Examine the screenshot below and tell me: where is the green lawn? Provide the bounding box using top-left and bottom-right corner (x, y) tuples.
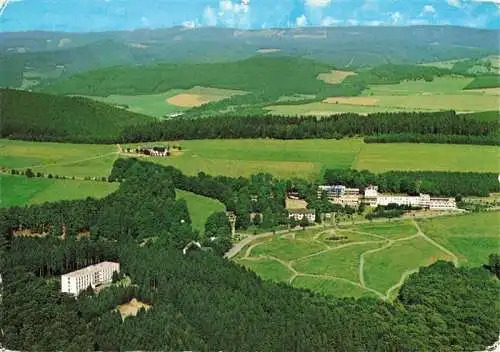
(251, 237), (327, 262)
(354, 143), (499, 173)
(363, 236), (452, 294)
(361, 76), (474, 95)
(292, 275), (379, 299)
(417, 212), (500, 267)
(319, 230), (385, 245)
(342, 220), (418, 240)
(293, 242), (385, 282)
(0, 174), (118, 208)
(0, 139), (118, 178)
(236, 258), (294, 282)
(176, 189), (226, 233)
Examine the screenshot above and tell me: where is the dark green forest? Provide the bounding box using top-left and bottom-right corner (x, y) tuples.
(1, 158), (499, 351)
(0, 89), (151, 143)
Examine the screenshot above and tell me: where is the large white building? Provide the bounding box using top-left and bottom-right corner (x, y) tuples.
(288, 209), (316, 223)
(61, 261), (120, 296)
(363, 186), (457, 211)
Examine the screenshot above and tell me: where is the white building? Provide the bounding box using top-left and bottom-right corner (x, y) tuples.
(61, 261), (120, 296)
(288, 209), (316, 223)
(429, 197), (457, 211)
(376, 194), (430, 208)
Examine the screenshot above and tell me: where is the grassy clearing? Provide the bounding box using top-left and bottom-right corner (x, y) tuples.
(84, 90), (186, 117)
(317, 70), (356, 84)
(342, 220), (418, 240)
(0, 139), (118, 178)
(363, 236), (452, 294)
(167, 86), (247, 108)
(293, 242), (385, 282)
(251, 237), (327, 261)
(236, 258), (294, 282)
(417, 212), (500, 267)
(354, 143), (500, 173)
(319, 230), (384, 245)
(292, 275), (379, 299)
(362, 76), (474, 95)
(294, 228), (326, 241)
(176, 189), (225, 233)
(0, 174), (118, 208)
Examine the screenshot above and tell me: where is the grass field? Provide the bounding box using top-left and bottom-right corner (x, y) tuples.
(235, 212), (498, 300)
(0, 139), (118, 178)
(175, 189), (226, 233)
(354, 143), (500, 173)
(0, 174), (118, 208)
(417, 212), (500, 267)
(267, 76), (499, 115)
(2, 139), (498, 182)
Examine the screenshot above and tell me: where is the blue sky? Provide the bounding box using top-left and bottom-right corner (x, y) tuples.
(1, 0), (499, 32)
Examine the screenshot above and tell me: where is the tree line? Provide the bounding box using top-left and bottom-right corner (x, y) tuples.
(364, 133), (500, 146)
(122, 110), (498, 144)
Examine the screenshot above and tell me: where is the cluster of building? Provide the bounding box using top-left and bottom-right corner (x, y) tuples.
(61, 261), (120, 296)
(319, 185), (458, 211)
(137, 146), (169, 157)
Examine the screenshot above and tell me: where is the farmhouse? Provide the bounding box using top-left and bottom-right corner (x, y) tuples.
(61, 261), (120, 296)
(137, 146), (169, 157)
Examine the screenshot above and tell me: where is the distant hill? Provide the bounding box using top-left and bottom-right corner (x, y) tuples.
(0, 89), (151, 143)
(1, 26), (498, 88)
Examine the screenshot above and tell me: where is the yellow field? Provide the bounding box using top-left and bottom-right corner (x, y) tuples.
(167, 86), (246, 107)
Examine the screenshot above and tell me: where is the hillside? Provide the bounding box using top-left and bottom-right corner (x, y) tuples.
(1, 26), (498, 89)
(0, 89), (152, 143)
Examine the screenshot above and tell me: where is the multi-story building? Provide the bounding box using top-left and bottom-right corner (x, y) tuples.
(288, 209), (316, 223)
(429, 197), (457, 210)
(61, 261), (120, 296)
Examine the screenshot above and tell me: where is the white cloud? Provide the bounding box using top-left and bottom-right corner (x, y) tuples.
(305, 0), (332, 8)
(320, 16), (341, 26)
(203, 6), (217, 26)
(346, 18), (359, 25)
(423, 5), (436, 13)
(447, 0), (462, 8)
(410, 19), (430, 25)
(365, 20), (382, 26)
(140, 16), (150, 27)
(296, 14), (308, 26)
(472, 0), (500, 6)
(216, 0), (251, 28)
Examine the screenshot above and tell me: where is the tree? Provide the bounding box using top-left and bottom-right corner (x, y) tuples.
(487, 253), (500, 278)
(112, 271), (120, 284)
(25, 168), (34, 178)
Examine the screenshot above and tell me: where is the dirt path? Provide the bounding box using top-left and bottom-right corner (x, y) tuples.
(412, 219), (459, 266)
(385, 269), (419, 300)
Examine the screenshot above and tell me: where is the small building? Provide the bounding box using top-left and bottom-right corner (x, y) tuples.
(61, 261), (119, 296)
(138, 146), (169, 157)
(288, 209), (316, 223)
(331, 195), (360, 208)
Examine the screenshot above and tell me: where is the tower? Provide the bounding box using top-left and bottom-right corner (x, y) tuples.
(227, 212), (237, 239)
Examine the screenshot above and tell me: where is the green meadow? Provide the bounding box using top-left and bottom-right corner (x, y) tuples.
(0, 174), (119, 208)
(176, 189), (226, 233)
(2, 138), (498, 182)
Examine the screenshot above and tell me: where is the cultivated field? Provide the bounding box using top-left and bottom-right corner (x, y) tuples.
(267, 76), (499, 115)
(2, 139), (498, 182)
(0, 174), (119, 208)
(84, 86), (246, 117)
(166, 86), (246, 108)
(0, 139), (118, 178)
(176, 189), (226, 233)
(317, 70), (356, 84)
(235, 212), (494, 300)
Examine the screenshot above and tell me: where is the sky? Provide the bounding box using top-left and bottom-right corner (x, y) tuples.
(1, 0), (499, 32)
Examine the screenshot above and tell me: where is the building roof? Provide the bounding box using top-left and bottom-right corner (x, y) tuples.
(61, 261), (119, 278)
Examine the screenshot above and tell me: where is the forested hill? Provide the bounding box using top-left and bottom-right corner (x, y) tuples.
(1, 26), (498, 89)
(0, 89), (151, 143)
(39, 56), (456, 99)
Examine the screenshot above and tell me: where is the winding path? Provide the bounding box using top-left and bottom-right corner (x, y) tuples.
(412, 219), (459, 267)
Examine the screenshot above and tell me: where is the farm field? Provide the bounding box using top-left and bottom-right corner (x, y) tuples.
(175, 189), (226, 233)
(2, 139), (498, 182)
(0, 174), (119, 208)
(0, 139), (118, 178)
(417, 211), (500, 267)
(235, 212), (498, 300)
(267, 76), (499, 115)
(83, 86), (246, 117)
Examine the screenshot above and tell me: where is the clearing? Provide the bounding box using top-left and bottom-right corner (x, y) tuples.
(117, 298), (152, 319)
(176, 189), (226, 233)
(166, 86), (246, 107)
(235, 212), (490, 300)
(317, 70), (356, 84)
